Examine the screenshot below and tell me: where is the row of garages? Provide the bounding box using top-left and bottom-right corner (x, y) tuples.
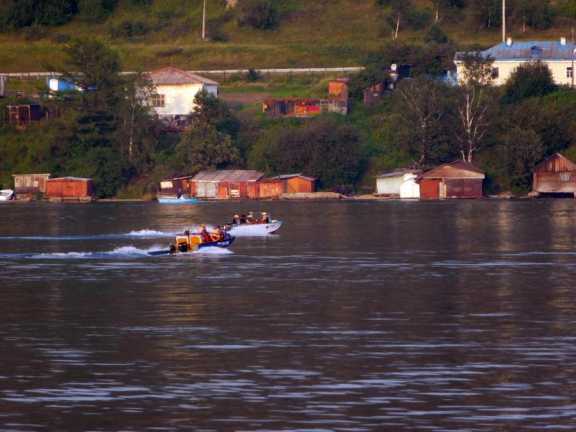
(159, 171), (316, 200)
(12, 174), (94, 200)
(377, 161), (486, 199)
(378, 154), (576, 199)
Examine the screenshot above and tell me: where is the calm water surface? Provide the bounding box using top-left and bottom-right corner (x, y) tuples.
(0, 200), (576, 431)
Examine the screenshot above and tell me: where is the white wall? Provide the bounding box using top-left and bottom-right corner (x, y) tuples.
(399, 174), (420, 199)
(377, 176), (404, 195)
(456, 59), (576, 87)
(153, 83), (212, 117)
(377, 173), (420, 198)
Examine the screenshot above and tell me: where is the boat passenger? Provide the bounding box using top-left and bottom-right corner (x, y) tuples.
(240, 214), (247, 224)
(232, 214), (240, 225)
(261, 212), (270, 223)
(200, 225), (212, 243)
(211, 226), (225, 242)
(247, 211), (255, 224)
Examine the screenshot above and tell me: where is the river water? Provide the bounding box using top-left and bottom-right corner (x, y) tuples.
(0, 200), (576, 431)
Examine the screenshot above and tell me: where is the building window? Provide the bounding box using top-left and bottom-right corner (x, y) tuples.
(150, 94), (165, 108)
(568, 67), (574, 79)
(491, 67), (499, 79)
(560, 172), (571, 182)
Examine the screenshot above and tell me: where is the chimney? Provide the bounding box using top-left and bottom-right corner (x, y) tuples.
(506, 37), (513, 47)
(561, 37), (567, 46)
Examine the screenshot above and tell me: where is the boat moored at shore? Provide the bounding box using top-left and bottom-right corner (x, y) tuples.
(0, 189), (14, 201)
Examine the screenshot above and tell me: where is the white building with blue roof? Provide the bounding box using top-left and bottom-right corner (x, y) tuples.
(455, 37), (576, 86)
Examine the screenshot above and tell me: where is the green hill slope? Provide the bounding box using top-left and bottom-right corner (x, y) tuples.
(1, 0), (575, 72)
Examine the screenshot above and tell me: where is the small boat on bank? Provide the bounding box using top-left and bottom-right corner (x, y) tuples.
(0, 189), (14, 201)
(157, 195), (199, 204)
(148, 229), (234, 256)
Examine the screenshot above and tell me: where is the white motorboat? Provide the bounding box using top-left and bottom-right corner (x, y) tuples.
(0, 189), (14, 201)
(227, 220), (283, 236)
(157, 195), (199, 204)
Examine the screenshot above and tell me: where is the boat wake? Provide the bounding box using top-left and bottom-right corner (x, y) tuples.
(30, 246), (167, 259)
(0, 244), (234, 260)
(0, 229), (178, 241)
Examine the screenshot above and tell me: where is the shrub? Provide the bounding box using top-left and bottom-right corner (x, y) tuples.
(246, 68), (261, 82)
(23, 25), (48, 41)
(156, 47), (184, 58)
(78, 0), (117, 23)
(425, 24), (448, 44)
(109, 20), (149, 39)
(237, 0), (280, 30)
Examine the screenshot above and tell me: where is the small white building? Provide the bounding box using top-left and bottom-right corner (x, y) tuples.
(455, 38), (576, 87)
(147, 66), (219, 119)
(376, 169), (421, 199)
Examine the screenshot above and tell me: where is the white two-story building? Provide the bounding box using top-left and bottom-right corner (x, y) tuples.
(455, 37), (576, 86)
(147, 66), (219, 120)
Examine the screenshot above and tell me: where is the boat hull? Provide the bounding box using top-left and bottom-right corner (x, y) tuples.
(198, 236), (235, 249)
(227, 220), (282, 236)
(0, 189), (14, 201)
(157, 196), (199, 204)
(148, 235), (235, 256)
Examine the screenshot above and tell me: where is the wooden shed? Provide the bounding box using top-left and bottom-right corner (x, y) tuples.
(532, 153), (576, 197)
(158, 176), (194, 198)
(418, 161), (485, 200)
(45, 177), (94, 201)
(258, 174), (316, 199)
(258, 178), (285, 199)
(12, 173), (51, 196)
(7, 104), (44, 128)
(328, 78), (349, 100)
(277, 174), (316, 193)
(192, 170), (264, 199)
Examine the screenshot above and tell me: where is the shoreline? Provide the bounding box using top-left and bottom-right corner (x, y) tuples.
(0, 193), (560, 204)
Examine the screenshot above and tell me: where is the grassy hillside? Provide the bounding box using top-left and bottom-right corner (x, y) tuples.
(0, 0), (575, 72)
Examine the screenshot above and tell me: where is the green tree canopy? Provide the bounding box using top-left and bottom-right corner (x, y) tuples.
(249, 117), (363, 192)
(502, 61), (557, 104)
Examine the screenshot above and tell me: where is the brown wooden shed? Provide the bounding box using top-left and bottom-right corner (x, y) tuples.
(258, 174), (316, 199)
(158, 176), (194, 198)
(192, 170), (264, 199)
(12, 173), (51, 196)
(46, 177), (94, 201)
(258, 178), (285, 199)
(418, 161), (485, 200)
(532, 153), (576, 197)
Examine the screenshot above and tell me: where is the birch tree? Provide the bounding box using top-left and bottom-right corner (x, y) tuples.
(454, 53), (496, 163)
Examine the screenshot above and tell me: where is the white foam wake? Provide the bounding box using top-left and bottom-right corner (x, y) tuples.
(193, 247), (233, 255)
(126, 229), (176, 238)
(30, 246), (167, 259)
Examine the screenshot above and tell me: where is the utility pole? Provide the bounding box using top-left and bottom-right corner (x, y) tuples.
(502, 0), (506, 43)
(201, 0), (207, 41)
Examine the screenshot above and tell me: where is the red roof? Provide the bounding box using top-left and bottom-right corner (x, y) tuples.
(534, 153), (576, 173)
(148, 67), (218, 86)
(420, 160), (485, 180)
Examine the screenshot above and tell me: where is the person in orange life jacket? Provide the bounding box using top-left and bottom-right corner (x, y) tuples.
(200, 225), (212, 243)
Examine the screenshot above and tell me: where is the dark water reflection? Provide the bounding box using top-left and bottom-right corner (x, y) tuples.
(1, 200), (576, 431)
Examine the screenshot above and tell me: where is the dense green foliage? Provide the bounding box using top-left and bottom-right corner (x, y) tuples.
(237, 0), (280, 30)
(502, 61), (557, 104)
